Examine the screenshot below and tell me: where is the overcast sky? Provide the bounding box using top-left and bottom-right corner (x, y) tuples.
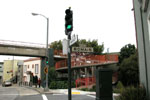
(0, 0), (136, 61)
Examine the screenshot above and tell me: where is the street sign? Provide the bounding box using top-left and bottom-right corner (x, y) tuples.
(72, 47), (93, 52)
(70, 34), (78, 46)
(44, 67), (48, 74)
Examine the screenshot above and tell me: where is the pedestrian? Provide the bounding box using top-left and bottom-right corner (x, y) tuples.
(38, 78), (41, 88)
(35, 76), (38, 88)
(30, 73), (33, 87)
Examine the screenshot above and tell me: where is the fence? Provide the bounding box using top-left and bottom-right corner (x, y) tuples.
(75, 77), (96, 88)
(55, 54), (118, 70)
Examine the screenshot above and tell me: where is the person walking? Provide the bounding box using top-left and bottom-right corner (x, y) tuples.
(38, 78), (41, 88)
(30, 73), (33, 87)
(35, 75), (38, 88)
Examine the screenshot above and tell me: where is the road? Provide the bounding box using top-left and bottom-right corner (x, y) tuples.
(16, 94), (95, 100)
(0, 86), (19, 100)
(0, 85), (95, 100)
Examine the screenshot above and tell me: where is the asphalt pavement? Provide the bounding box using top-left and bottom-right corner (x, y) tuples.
(0, 86), (19, 100)
(0, 84), (118, 100)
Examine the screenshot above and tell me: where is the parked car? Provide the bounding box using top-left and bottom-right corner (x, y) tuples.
(2, 80), (12, 87)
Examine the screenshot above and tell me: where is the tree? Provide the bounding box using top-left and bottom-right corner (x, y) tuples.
(73, 39), (104, 54)
(119, 44), (136, 64)
(119, 52), (139, 86)
(50, 39), (104, 54)
(50, 40), (62, 50)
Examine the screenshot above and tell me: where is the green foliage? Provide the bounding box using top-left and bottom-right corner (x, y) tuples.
(73, 39), (104, 54)
(49, 81), (75, 89)
(48, 67), (58, 85)
(116, 81), (124, 89)
(119, 53), (139, 86)
(50, 40), (62, 50)
(113, 81), (124, 93)
(49, 39), (104, 54)
(80, 85), (96, 92)
(117, 86), (147, 100)
(80, 88), (89, 91)
(119, 44), (136, 64)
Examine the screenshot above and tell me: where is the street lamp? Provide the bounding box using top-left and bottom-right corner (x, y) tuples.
(32, 13), (49, 91)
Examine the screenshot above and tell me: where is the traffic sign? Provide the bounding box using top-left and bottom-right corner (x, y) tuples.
(72, 47), (93, 52)
(70, 34), (78, 46)
(44, 67), (48, 74)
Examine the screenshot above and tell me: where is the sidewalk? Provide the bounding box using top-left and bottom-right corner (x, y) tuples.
(25, 85), (119, 97)
(24, 85), (95, 95)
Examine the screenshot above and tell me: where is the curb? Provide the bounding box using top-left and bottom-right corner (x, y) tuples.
(23, 86), (43, 94)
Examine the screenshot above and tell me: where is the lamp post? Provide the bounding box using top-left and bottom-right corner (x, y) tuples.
(32, 13), (49, 91)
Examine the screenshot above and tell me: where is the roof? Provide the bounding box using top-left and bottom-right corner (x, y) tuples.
(24, 57), (41, 62)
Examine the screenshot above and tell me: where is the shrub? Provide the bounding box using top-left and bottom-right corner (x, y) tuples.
(80, 88), (89, 91)
(117, 86), (147, 100)
(116, 81), (124, 89)
(49, 81), (57, 89)
(80, 85), (96, 92)
(49, 81), (76, 89)
(113, 81), (124, 93)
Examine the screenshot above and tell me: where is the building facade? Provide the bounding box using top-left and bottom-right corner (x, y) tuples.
(3, 60), (19, 82)
(23, 58), (41, 84)
(0, 62), (3, 84)
(133, 0), (150, 99)
(17, 61), (24, 85)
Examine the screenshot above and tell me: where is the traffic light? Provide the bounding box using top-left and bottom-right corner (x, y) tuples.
(65, 8), (73, 35)
(46, 57), (49, 65)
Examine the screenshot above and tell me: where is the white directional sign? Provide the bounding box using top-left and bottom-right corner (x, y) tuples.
(70, 34), (78, 46)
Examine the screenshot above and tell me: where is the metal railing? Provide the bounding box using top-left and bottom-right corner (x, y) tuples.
(75, 77), (96, 88)
(55, 54), (119, 69)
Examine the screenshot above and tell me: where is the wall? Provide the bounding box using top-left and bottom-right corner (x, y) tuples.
(23, 58), (41, 83)
(3, 60), (18, 82)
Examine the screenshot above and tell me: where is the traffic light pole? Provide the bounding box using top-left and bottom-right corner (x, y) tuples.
(65, 7), (73, 100)
(67, 33), (72, 100)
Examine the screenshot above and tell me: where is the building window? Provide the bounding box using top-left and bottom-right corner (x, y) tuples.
(32, 64), (34, 68)
(35, 64), (39, 74)
(28, 65), (29, 69)
(24, 65), (27, 73)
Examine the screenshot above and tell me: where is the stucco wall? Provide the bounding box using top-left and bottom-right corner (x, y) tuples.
(23, 58), (41, 83)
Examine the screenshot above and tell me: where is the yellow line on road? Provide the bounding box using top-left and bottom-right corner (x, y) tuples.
(72, 92), (80, 94)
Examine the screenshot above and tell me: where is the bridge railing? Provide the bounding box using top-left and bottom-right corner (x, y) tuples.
(55, 54), (118, 70)
(0, 39), (46, 48)
(75, 77), (96, 88)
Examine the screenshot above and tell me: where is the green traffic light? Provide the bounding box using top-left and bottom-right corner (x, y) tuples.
(46, 61), (48, 64)
(67, 25), (72, 29)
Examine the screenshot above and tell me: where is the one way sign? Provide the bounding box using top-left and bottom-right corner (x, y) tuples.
(70, 34), (78, 46)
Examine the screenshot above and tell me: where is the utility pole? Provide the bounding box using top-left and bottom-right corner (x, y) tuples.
(32, 13), (49, 91)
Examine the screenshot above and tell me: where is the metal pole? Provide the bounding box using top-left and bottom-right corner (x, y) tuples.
(12, 56), (14, 80)
(45, 18), (49, 91)
(68, 34), (72, 100)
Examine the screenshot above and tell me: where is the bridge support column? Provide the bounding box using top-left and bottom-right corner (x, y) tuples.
(77, 69), (80, 79)
(85, 67), (90, 78)
(92, 67), (95, 77)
